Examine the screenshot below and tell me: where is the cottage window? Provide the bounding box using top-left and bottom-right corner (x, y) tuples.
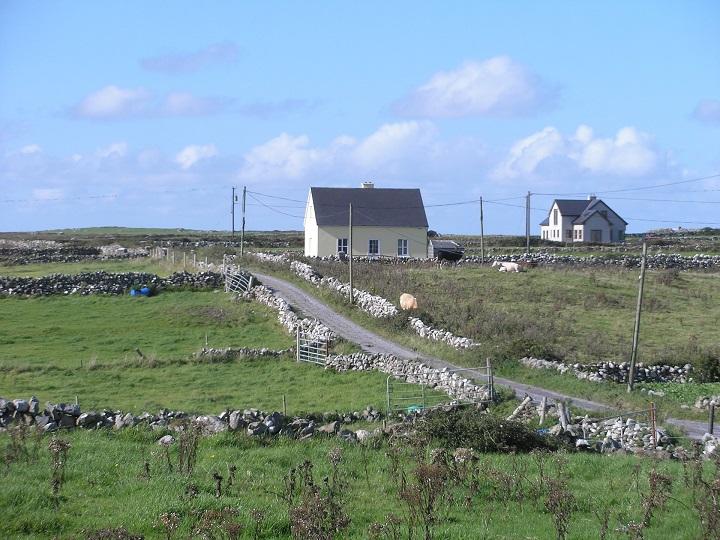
(578, 229), (583, 240)
(368, 239), (379, 255)
(337, 238), (348, 254)
(553, 209), (558, 225)
(397, 239), (408, 257)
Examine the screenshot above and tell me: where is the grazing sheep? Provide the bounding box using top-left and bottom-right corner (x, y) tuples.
(491, 260), (521, 273)
(399, 293), (418, 310)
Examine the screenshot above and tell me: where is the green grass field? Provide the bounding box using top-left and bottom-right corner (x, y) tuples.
(0, 282), (443, 414)
(0, 292), (292, 369)
(1, 357), (399, 414)
(0, 258), (175, 277)
(243, 258), (719, 421)
(306, 260), (720, 366)
(0, 428), (705, 539)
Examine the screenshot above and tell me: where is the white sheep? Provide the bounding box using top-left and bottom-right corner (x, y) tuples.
(491, 260), (521, 273)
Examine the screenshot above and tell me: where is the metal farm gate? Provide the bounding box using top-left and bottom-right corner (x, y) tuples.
(296, 329), (329, 365)
(386, 361), (495, 415)
(224, 269), (254, 294)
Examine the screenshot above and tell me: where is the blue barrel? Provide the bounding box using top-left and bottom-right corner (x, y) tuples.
(130, 289), (138, 297)
(140, 287), (151, 296)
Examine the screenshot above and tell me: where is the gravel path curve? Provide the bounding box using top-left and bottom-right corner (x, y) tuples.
(253, 271), (707, 440)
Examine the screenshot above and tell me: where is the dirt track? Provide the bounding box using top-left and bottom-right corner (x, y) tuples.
(254, 271), (708, 440)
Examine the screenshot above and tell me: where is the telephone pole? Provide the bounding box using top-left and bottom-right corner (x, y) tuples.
(479, 196), (485, 264)
(525, 191), (531, 253)
(240, 186), (247, 256)
(231, 187), (236, 237)
(627, 240), (648, 392)
(348, 203), (354, 304)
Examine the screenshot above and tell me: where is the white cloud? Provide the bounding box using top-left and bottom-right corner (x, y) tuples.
(492, 125), (659, 181)
(20, 144), (41, 155)
(693, 99), (720, 124)
(73, 85), (150, 119)
(140, 41), (239, 74)
(239, 134), (330, 181)
(162, 92), (229, 116)
(237, 121), (483, 183)
(353, 121), (436, 169)
(33, 188), (63, 200)
(394, 56), (555, 118)
(72, 86), (230, 119)
(175, 144), (218, 169)
(97, 142), (128, 159)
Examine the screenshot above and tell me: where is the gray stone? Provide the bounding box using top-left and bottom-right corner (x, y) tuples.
(338, 429), (357, 443)
(13, 399), (29, 414)
(59, 414), (76, 428)
(194, 415), (227, 435)
(157, 435), (175, 446)
(77, 412), (101, 428)
(229, 410), (246, 431)
(43, 421), (58, 433)
(34, 415), (51, 428)
(247, 422), (267, 436)
(28, 396), (40, 415)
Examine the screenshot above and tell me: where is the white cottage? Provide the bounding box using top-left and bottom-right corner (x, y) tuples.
(540, 196), (627, 243)
(304, 182), (429, 258)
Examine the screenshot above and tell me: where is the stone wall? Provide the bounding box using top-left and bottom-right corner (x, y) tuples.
(326, 352), (491, 403)
(0, 271), (223, 297)
(520, 356), (692, 384)
(0, 239), (148, 266)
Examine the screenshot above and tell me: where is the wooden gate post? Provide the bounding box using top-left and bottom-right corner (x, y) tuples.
(296, 328), (300, 362)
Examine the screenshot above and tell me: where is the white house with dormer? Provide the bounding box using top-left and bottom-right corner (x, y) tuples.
(540, 196), (627, 243)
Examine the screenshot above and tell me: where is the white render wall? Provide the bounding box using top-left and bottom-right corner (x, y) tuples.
(311, 225), (428, 258)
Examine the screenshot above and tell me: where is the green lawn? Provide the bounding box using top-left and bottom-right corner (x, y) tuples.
(1, 357), (399, 414)
(0, 291), (292, 369)
(0, 428), (705, 539)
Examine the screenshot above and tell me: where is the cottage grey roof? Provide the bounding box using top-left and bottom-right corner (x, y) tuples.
(539, 198), (628, 226)
(310, 187), (428, 227)
(573, 199), (628, 225)
(555, 199), (592, 216)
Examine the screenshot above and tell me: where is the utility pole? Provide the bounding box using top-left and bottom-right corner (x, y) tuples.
(525, 191), (531, 253)
(348, 203), (354, 304)
(627, 240), (648, 392)
(479, 196), (485, 264)
(240, 186), (247, 256)
(231, 187), (236, 237)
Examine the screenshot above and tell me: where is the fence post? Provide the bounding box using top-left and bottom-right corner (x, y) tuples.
(386, 377), (391, 416)
(283, 395), (287, 416)
(193, 252), (196, 267)
(183, 252), (186, 269)
(486, 357), (494, 400)
(296, 328), (300, 362)
(710, 403), (715, 436)
(651, 402), (657, 449)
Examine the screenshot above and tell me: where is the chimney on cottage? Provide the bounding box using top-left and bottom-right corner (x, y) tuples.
(588, 194), (597, 201)
(361, 181), (375, 189)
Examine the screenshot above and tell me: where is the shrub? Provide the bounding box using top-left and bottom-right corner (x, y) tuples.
(417, 408), (562, 453)
(694, 349), (720, 383)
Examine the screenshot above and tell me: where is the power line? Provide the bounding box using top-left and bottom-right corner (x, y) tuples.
(247, 193), (305, 219)
(533, 172), (720, 197)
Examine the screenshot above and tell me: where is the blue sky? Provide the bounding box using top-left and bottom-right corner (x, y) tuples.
(1, 1), (719, 234)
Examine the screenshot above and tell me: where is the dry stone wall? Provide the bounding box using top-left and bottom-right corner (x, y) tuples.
(326, 352), (491, 403)
(0, 239), (148, 265)
(520, 357), (692, 384)
(0, 271), (223, 297)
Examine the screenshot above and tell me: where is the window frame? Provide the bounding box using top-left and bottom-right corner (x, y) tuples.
(397, 238), (408, 257)
(337, 238), (348, 254)
(368, 239), (379, 256)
